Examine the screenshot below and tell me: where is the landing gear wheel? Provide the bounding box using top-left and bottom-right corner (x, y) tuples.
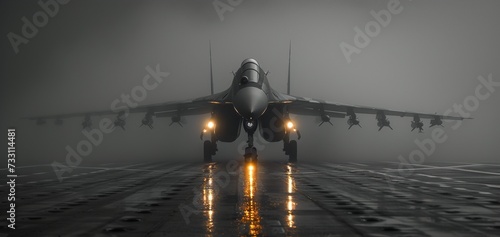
(284, 142), (289, 155)
(288, 140), (297, 163)
(203, 140), (213, 163)
(244, 147), (258, 163)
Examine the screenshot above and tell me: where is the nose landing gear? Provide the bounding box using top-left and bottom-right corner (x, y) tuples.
(243, 119), (258, 163)
(244, 146), (258, 163)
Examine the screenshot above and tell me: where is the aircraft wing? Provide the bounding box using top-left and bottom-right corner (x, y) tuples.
(24, 90), (230, 123)
(270, 90), (470, 122)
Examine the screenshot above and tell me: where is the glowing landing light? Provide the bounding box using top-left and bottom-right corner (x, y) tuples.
(246, 121), (254, 128)
(286, 121), (294, 129)
(207, 121), (215, 129)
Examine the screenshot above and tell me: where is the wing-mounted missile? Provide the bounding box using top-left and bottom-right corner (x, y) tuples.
(36, 118), (46, 125)
(140, 111), (154, 129)
(346, 109), (361, 129)
(169, 115), (184, 127)
(317, 106), (333, 126)
(430, 116), (443, 127)
(82, 115), (92, 129)
(319, 114), (333, 126)
(113, 111), (126, 130)
(411, 114), (424, 133)
(54, 118), (63, 125)
(288, 106), (343, 126)
(376, 111), (392, 131)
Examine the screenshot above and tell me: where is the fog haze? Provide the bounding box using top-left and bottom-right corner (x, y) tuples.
(1, 0), (499, 166)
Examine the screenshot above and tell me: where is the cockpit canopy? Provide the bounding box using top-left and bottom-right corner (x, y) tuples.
(241, 58), (259, 67)
(240, 58), (260, 84)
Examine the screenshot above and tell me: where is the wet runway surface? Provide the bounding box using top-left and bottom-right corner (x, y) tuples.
(1, 161), (500, 236)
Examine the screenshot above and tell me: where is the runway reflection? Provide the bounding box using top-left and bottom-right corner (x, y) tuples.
(202, 163), (215, 235)
(286, 164), (296, 228)
(240, 163), (262, 236)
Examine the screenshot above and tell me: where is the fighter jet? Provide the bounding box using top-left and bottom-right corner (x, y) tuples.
(27, 43), (470, 163)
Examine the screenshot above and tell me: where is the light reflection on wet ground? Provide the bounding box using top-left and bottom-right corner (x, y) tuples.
(3, 161), (500, 236)
(239, 163), (262, 236)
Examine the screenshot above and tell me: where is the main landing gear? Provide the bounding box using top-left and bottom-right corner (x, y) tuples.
(201, 119), (217, 163)
(283, 119), (300, 163)
(201, 117), (300, 163)
(283, 134), (298, 163)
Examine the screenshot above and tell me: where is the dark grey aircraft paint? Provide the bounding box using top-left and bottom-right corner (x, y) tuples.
(1, 1), (499, 236)
(1, 1), (499, 164)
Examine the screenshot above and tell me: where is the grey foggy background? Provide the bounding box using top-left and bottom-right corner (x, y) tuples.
(1, 0), (499, 167)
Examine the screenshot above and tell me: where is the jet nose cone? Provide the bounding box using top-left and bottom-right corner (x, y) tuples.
(233, 87), (268, 119)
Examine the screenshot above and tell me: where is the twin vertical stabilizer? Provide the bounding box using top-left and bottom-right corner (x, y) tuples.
(287, 41), (292, 95)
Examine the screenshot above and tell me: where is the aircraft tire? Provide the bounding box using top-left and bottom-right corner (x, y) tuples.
(288, 140), (297, 163)
(284, 141), (289, 155)
(204, 140), (213, 162)
(244, 147), (258, 163)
